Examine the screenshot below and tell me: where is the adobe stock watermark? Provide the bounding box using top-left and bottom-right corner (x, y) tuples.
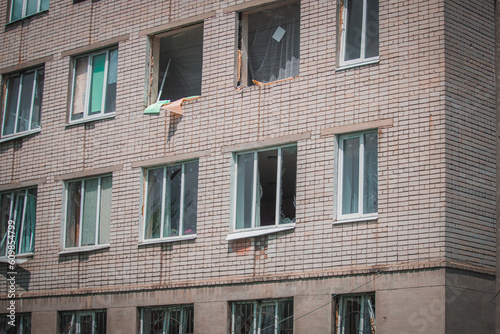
(6, 219), (17, 326)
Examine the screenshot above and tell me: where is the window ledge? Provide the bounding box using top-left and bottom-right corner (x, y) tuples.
(65, 113), (115, 127)
(0, 128), (41, 143)
(0, 253), (34, 265)
(334, 214), (378, 225)
(138, 235), (197, 246)
(58, 244), (110, 255)
(336, 58), (379, 72)
(226, 224), (295, 241)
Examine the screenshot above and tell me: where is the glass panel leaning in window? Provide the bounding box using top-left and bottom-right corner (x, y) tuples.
(70, 48), (118, 122)
(233, 145), (297, 231)
(339, 0), (379, 67)
(2, 68), (44, 138)
(231, 299), (293, 334)
(65, 176), (111, 248)
(144, 161), (199, 241)
(60, 310), (106, 334)
(338, 132), (377, 220)
(10, 0), (49, 22)
(141, 305), (194, 334)
(0, 188), (37, 256)
(335, 294), (375, 334)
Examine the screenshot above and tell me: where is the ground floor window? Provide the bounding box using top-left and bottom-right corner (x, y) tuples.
(0, 313), (31, 334)
(140, 304), (194, 334)
(230, 298), (293, 334)
(60, 310), (106, 334)
(334, 294), (375, 334)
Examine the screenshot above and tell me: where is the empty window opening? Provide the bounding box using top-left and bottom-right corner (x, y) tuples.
(140, 305), (194, 334)
(237, 1), (300, 87)
(233, 145), (297, 230)
(231, 299), (293, 334)
(0, 313), (31, 334)
(2, 67), (44, 138)
(150, 24), (203, 103)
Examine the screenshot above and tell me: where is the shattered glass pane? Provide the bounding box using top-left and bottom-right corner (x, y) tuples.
(280, 146), (297, 224)
(66, 181), (82, 247)
(257, 149), (278, 226)
(183, 161), (198, 235)
(145, 168), (163, 239)
(72, 56), (88, 120)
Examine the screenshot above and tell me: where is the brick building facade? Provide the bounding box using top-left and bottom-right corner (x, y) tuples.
(0, 0), (496, 333)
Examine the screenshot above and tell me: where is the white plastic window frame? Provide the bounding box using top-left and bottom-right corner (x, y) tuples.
(141, 160), (198, 244)
(338, 0), (379, 69)
(68, 48), (117, 124)
(0, 187), (37, 259)
(337, 131), (378, 223)
(336, 294), (375, 334)
(140, 304), (194, 334)
(230, 298), (293, 334)
(228, 144), (297, 239)
(9, 0), (49, 23)
(61, 175), (111, 251)
(1, 67), (43, 140)
(60, 310), (106, 334)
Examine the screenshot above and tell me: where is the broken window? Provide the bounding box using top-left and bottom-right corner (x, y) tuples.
(148, 24), (203, 103)
(230, 298), (293, 334)
(9, 0), (49, 22)
(0, 313), (31, 334)
(338, 131), (377, 220)
(141, 304), (194, 334)
(338, 0), (379, 67)
(69, 48), (118, 122)
(233, 145), (296, 231)
(334, 294), (375, 334)
(2, 67), (44, 138)
(237, 1), (300, 86)
(0, 187), (37, 256)
(143, 161), (198, 241)
(60, 310), (106, 334)
(64, 175), (112, 249)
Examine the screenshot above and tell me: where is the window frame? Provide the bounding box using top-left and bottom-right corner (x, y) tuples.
(338, 0), (379, 69)
(61, 174), (112, 251)
(0, 187), (37, 258)
(147, 23), (203, 105)
(140, 304), (194, 334)
(337, 131), (378, 223)
(8, 0), (49, 23)
(0, 312), (31, 334)
(141, 160), (199, 244)
(334, 293), (375, 334)
(1, 67), (44, 140)
(229, 144), (297, 238)
(68, 47), (117, 124)
(60, 309), (106, 334)
(230, 298), (294, 334)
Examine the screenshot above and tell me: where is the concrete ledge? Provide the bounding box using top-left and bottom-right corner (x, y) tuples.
(0, 55), (53, 74)
(223, 0), (289, 13)
(138, 12), (216, 36)
(0, 178), (46, 191)
(54, 165), (123, 181)
(221, 132), (310, 153)
(320, 118), (394, 137)
(131, 150), (212, 168)
(61, 34), (130, 57)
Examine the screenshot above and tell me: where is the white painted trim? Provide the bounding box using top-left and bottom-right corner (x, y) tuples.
(138, 235), (197, 246)
(0, 128), (41, 143)
(65, 112), (115, 127)
(336, 58), (379, 72)
(333, 214), (377, 225)
(226, 224), (295, 241)
(58, 244), (110, 255)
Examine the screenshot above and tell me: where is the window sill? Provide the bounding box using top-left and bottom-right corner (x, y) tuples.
(0, 252), (34, 265)
(336, 58), (379, 72)
(58, 244), (110, 255)
(226, 224), (295, 241)
(5, 9), (49, 26)
(138, 235), (197, 246)
(333, 214), (378, 225)
(0, 128), (41, 143)
(65, 113), (115, 127)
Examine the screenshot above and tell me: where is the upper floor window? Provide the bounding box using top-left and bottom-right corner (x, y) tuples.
(149, 24), (203, 103)
(140, 304), (194, 334)
(63, 175), (112, 249)
(60, 310), (106, 334)
(334, 294), (375, 334)
(9, 0), (49, 22)
(338, 0), (379, 68)
(230, 298), (293, 334)
(231, 145), (297, 232)
(2, 68), (44, 139)
(0, 187), (37, 256)
(237, 1), (300, 87)
(143, 161), (199, 241)
(0, 313), (31, 334)
(69, 48), (118, 123)
(337, 132), (377, 221)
